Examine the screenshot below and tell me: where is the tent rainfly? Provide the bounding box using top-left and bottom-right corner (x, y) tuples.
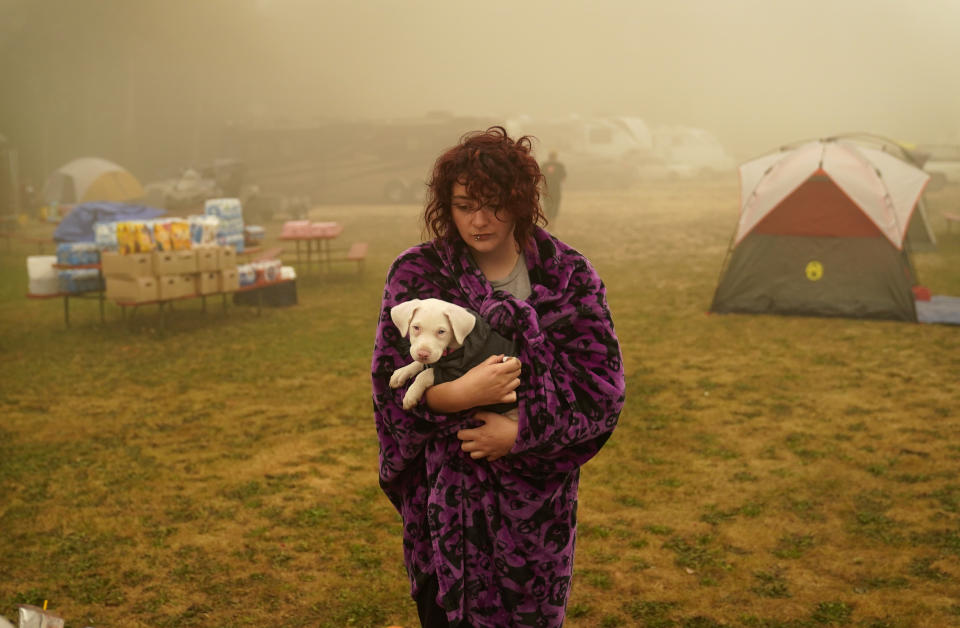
(710, 138), (930, 322)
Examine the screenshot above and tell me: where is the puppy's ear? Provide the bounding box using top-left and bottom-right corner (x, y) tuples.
(444, 304), (477, 345)
(390, 300), (421, 337)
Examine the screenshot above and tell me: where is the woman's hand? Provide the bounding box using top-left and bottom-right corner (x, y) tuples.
(424, 355), (521, 414)
(457, 411), (519, 461)
(459, 355), (521, 409)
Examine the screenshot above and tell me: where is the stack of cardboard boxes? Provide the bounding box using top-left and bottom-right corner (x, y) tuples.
(103, 246), (239, 304)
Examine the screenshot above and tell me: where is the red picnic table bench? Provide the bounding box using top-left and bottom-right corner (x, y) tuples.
(944, 211), (960, 233)
(240, 242), (368, 274)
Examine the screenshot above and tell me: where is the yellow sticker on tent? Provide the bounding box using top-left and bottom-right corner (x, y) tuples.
(805, 260), (824, 281)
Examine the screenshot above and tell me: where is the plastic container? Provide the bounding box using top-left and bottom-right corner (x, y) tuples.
(237, 263), (256, 286)
(28, 255), (57, 280)
(94, 220), (118, 250)
(27, 255), (59, 295)
(204, 197), (243, 219)
(189, 215), (220, 246)
(56, 242), (100, 266)
(244, 225), (265, 246)
(58, 268), (103, 294)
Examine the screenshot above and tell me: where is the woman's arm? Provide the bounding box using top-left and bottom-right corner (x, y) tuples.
(424, 355), (521, 413)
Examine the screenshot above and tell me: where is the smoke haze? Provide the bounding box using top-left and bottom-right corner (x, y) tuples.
(2, 0), (958, 180)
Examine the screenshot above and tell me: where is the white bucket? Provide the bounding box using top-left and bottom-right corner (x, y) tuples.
(27, 255), (57, 280)
(27, 255), (59, 295)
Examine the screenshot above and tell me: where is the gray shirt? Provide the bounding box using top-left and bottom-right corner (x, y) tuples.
(489, 254), (532, 301)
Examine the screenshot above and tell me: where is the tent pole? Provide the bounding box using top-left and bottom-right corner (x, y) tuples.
(708, 229), (738, 312)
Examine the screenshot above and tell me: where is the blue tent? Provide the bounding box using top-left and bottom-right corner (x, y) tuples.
(53, 201), (166, 243)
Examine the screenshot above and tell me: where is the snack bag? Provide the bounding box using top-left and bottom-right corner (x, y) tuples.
(116, 222), (132, 255)
(188, 215), (203, 245)
(263, 259), (281, 282)
(153, 220), (173, 252)
(206, 216), (219, 245)
(132, 222), (155, 253)
(170, 220), (191, 250)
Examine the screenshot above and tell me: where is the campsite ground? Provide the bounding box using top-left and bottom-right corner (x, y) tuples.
(1, 178), (958, 627)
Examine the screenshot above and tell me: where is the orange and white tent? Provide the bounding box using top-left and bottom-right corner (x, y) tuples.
(711, 138), (931, 321)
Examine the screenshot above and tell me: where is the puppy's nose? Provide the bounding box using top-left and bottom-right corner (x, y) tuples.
(416, 350), (431, 361)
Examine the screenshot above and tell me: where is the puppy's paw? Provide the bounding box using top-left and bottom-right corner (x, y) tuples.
(402, 389), (421, 410)
(389, 370), (408, 388)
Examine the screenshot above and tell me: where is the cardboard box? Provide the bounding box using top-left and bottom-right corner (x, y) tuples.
(219, 268), (239, 293)
(179, 274), (197, 297)
(106, 276), (158, 303)
(157, 275), (178, 300)
(153, 249), (197, 276)
(100, 251), (154, 278)
(217, 246), (237, 270)
(195, 247), (219, 272)
(196, 271), (220, 295)
(157, 274), (193, 300)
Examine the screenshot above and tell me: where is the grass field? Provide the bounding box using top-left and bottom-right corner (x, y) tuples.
(1, 178), (959, 628)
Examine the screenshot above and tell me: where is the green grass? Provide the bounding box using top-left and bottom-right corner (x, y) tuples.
(2, 181), (960, 627)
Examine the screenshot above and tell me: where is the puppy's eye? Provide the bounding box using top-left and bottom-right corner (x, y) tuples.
(411, 325), (421, 333)
(437, 329), (446, 336)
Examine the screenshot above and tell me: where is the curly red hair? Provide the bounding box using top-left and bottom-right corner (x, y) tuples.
(423, 126), (546, 247)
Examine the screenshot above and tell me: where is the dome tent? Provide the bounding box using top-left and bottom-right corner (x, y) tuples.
(710, 137), (930, 322)
(44, 157), (144, 205)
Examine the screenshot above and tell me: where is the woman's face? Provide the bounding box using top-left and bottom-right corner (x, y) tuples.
(450, 181), (516, 258)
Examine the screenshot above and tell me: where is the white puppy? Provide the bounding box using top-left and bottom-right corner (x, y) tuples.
(389, 298), (518, 417)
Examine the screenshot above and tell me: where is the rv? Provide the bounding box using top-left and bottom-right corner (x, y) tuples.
(649, 125), (736, 178)
(506, 115), (735, 188)
(505, 114), (659, 189)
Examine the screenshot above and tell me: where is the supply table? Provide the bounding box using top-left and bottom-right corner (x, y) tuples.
(114, 277), (295, 328)
(27, 262), (105, 328)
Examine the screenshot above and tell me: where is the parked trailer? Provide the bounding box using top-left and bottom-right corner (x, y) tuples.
(220, 114), (499, 204)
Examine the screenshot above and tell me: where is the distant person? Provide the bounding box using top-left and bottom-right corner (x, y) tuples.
(19, 179), (40, 220)
(371, 127), (624, 627)
(541, 150), (567, 225)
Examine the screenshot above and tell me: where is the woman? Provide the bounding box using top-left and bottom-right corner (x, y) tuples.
(372, 127), (625, 627)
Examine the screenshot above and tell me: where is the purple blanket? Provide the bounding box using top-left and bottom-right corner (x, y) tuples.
(372, 227), (625, 627)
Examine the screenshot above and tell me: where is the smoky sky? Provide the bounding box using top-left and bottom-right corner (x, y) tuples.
(249, 0), (960, 152)
(2, 0), (959, 177)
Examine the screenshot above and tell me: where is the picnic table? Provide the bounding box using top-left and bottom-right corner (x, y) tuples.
(279, 221), (343, 272)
